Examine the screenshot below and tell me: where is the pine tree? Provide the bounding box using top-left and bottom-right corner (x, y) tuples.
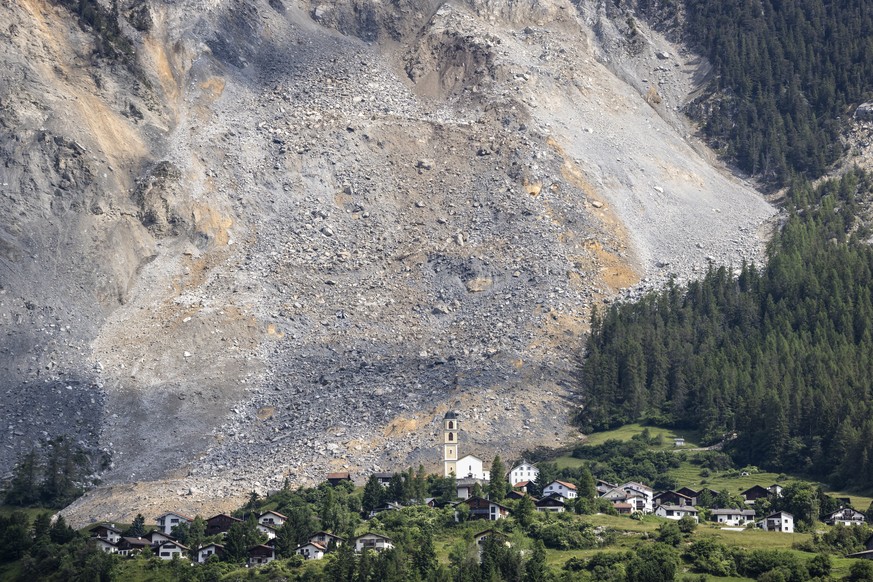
(363, 474), (385, 513)
(524, 540), (550, 582)
(488, 456), (508, 501)
(124, 514), (146, 537)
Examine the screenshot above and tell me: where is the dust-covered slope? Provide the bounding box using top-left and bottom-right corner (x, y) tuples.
(0, 0), (772, 523)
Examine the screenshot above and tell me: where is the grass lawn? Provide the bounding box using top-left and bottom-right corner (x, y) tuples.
(0, 505), (58, 520)
(580, 423), (701, 450)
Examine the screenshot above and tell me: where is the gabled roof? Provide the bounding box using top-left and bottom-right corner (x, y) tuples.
(620, 481), (653, 492)
(155, 540), (190, 551)
(676, 487), (699, 497)
(710, 508), (755, 516)
(654, 490), (693, 501)
(90, 524), (122, 534)
(372, 472), (394, 479)
(355, 532), (393, 541)
(473, 529), (508, 540)
(121, 537), (152, 547)
(510, 461), (537, 471)
(156, 511), (193, 521)
(296, 542), (327, 551)
(762, 511), (793, 519)
(536, 496), (565, 506)
(309, 530), (346, 541)
(199, 543), (225, 550)
(326, 472), (351, 479)
(742, 485), (770, 496)
(248, 544), (275, 554)
(207, 513), (242, 522)
(513, 481), (531, 488)
(548, 480), (577, 490)
(457, 454), (484, 462)
(463, 496), (512, 510)
(657, 504), (699, 512)
(259, 510), (287, 519)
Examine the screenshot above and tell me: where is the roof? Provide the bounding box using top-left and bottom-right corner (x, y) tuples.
(510, 461), (536, 470)
(327, 472), (351, 479)
(658, 504), (699, 512)
(156, 540), (190, 551)
(372, 472), (394, 479)
(473, 529), (507, 539)
(355, 532), (393, 541)
(207, 513), (242, 521)
(742, 485), (770, 495)
(248, 544), (275, 554)
(536, 496), (565, 506)
(444, 411), (458, 419)
(310, 531), (345, 540)
(513, 481), (531, 488)
(259, 510), (288, 519)
(621, 482), (653, 492)
(464, 496), (511, 510)
(457, 454), (484, 462)
(199, 543), (225, 550)
(156, 511), (193, 521)
(763, 511), (793, 519)
(297, 542), (327, 551)
(613, 502), (633, 509)
(550, 480), (577, 490)
(121, 537), (152, 546)
(654, 491), (693, 500)
(711, 509), (755, 516)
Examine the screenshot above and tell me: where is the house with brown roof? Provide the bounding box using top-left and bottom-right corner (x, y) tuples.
(653, 490), (694, 507)
(117, 537), (152, 556)
(155, 540), (189, 560)
(89, 524), (122, 544)
(248, 544), (275, 566)
(258, 510), (287, 527)
(847, 534), (873, 560)
(463, 496), (511, 520)
(535, 495), (566, 513)
(92, 538), (118, 554)
(197, 543), (224, 563)
(309, 531), (345, 548)
(206, 514), (243, 536)
(327, 472), (352, 486)
(655, 504), (699, 523)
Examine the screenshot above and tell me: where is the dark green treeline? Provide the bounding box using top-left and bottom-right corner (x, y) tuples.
(578, 171), (873, 488)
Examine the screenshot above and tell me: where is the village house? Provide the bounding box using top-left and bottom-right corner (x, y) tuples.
(506, 489), (533, 501)
(596, 480), (618, 496)
(247, 544), (275, 566)
(824, 508), (867, 526)
(326, 472), (352, 486)
(535, 495), (566, 513)
(89, 524), (122, 544)
(456, 477), (488, 500)
(155, 512), (192, 535)
(93, 538), (118, 554)
(655, 504), (699, 523)
(675, 487), (700, 505)
(463, 496), (511, 521)
(758, 511), (794, 533)
(710, 508), (756, 526)
(474, 529), (511, 560)
(295, 542), (326, 560)
(309, 531), (345, 548)
(197, 543), (224, 563)
(613, 502), (634, 515)
(142, 530), (175, 546)
(205, 514), (242, 536)
(653, 490), (694, 507)
(543, 480), (578, 500)
(372, 472), (394, 487)
(354, 533), (394, 553)
(258, 511), (286, 527)
(508, 461), (539, 486)
(368, 501), (405, 519)
(256, 523), (277, 540)
(602, 482), (654, 513)
(674, 437), (685, 447)
(741, 485), (771, 504)
(155, 540), (189, 560)
(117, 537), (151, 556)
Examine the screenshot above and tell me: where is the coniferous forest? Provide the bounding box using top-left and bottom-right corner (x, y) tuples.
(680, 0), (873, 184)
(578, 170), (873, 488)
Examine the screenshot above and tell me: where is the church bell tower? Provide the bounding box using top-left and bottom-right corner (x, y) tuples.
(443, 411), (459, 477)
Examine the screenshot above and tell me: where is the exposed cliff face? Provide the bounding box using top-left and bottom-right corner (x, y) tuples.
(0, 0), (774, 523)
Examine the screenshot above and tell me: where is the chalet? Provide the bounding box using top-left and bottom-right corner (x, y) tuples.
(676, 487), (699, 504)
(295, 542), (326, 560)
(535, 495), (566, 513)
(248, 544), (275, 566)
(456, 477), (488, 500)
(143, 530), (175, 546)
(602, 482), (654, 513)
(309, 531), (345, 548)
(847, 534), (873, 560)
(543, 480), (577, 500)
(655, 504), (699, 523)
(456, 455), (490, 481)
(326, 472), (352, 486)
(508, 461), (539, 486)
(197, 543), (224, 563)
(89, 524), (122, 544)
(93, 538), (118, 554)
(769, 484), (784, 498)
(824, 508), (866, 526)
(653, 491), (693, 507)
(513, 481), (532, 492)
(258, 511), (287, 527)
(758, 511), (794, 533)
(464, 496), (511, 521)
(155, 540), (189, 560)
(741, 485), (771, 504)
(354, 532), (394, 553)
(474, 529), (510, 547)
(256, 523), (277, 540)
(373, 472), (394, 487)
(155, 512), (192, 535)
(710, 508), (756, 526)
(206, 514), (242, 536)
(117, 537), (151, 556)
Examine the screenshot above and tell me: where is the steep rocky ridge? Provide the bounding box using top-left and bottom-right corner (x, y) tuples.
(0, 0), (774, 524)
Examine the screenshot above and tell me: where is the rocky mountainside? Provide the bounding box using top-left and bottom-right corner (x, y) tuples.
(0, 0), (773, 524)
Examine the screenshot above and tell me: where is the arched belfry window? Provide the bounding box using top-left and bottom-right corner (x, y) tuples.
(448, 432), (454, 442)
(448, 421), (454, 429)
